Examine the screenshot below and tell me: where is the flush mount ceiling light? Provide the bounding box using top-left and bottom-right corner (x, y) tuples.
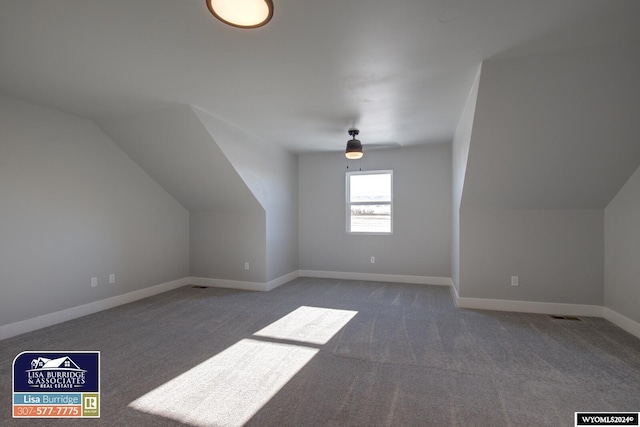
(206, 0), (274, 29)
(345, 129), (363, 160)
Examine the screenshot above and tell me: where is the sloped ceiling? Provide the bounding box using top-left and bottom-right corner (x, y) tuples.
(462, 43), (640, 209)
(1, 1), (640, 154)
(99, 106), (261, 213)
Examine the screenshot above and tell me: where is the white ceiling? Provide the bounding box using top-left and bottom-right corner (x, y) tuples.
(1, 0), (639, 153)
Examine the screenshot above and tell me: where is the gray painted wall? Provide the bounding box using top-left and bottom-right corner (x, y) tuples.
(299, 144), (451, 277)
(452, 67), (481, 293)
(460, 208), (603, 304)
(0, 95), (189, 326)
(605, 165), (640, 323)
(193, 108), (298, 281)
(100, 106), (271, 283)
(457, 44), (640, 303)
(190, 210), (266, 282)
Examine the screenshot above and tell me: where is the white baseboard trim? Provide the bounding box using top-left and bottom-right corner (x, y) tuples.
(454, 295), (603, 317)
(603, 307), (640, 339)
(189, 276), (267, 292)
(449, 279), (461, 307)
(3, 273), (639, 342)
(266, 271), (300, 291)
(189, 271), (299, 292)
(449, 281), (603, 317)
(0, 277), (190, 341)
(298, 270), (451, 286)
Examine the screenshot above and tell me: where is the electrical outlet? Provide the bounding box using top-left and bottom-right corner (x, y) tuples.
(511, 276), (519, 287)
(91, 277), (98, 288)
(244, 262), (250, 271)
(109, 274), (115, 284)
(370, 256), (375, 264)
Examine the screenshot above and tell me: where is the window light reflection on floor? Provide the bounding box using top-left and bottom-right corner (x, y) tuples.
(128, 306), (358, 427)
(253, 305), (358, 345)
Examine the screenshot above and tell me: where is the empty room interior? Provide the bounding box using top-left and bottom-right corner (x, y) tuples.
(1, 1), (640, 426)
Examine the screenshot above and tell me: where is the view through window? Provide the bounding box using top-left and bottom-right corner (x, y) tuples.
(346, 170), (392, 234)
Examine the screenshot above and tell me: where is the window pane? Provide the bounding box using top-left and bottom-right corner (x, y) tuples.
(350, 204), (391, 233)
(350, 173), (391, 203)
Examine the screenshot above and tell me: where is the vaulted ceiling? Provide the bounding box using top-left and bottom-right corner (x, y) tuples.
(2, 0), (639, 153)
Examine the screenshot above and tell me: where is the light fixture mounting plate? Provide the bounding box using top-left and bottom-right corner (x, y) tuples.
(348, 129), (359, 138)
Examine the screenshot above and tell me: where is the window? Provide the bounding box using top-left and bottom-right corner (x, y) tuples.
(346, 170), (392, 234)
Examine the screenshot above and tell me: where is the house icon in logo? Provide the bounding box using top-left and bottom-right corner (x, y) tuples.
(29, 356), (83, 371)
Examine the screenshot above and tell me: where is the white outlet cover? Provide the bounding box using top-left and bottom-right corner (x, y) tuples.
(511, 276), (519, 286)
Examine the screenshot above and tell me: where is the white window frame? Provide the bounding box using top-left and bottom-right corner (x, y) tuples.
(346, 170), (393, 235)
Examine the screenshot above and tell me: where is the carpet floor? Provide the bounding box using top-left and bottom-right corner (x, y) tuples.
(1, 277), (639, 426)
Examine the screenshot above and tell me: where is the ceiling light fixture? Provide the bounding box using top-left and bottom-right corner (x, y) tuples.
(345, 129), (363, 160)
(206, 0), (274, 29)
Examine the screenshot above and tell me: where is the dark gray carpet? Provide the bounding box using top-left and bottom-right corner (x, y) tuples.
(1, 277), (640, 426)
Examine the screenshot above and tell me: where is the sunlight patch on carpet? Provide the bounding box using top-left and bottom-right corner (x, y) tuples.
(129, 306), (358, 426)
(254, 306), (358, 345)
